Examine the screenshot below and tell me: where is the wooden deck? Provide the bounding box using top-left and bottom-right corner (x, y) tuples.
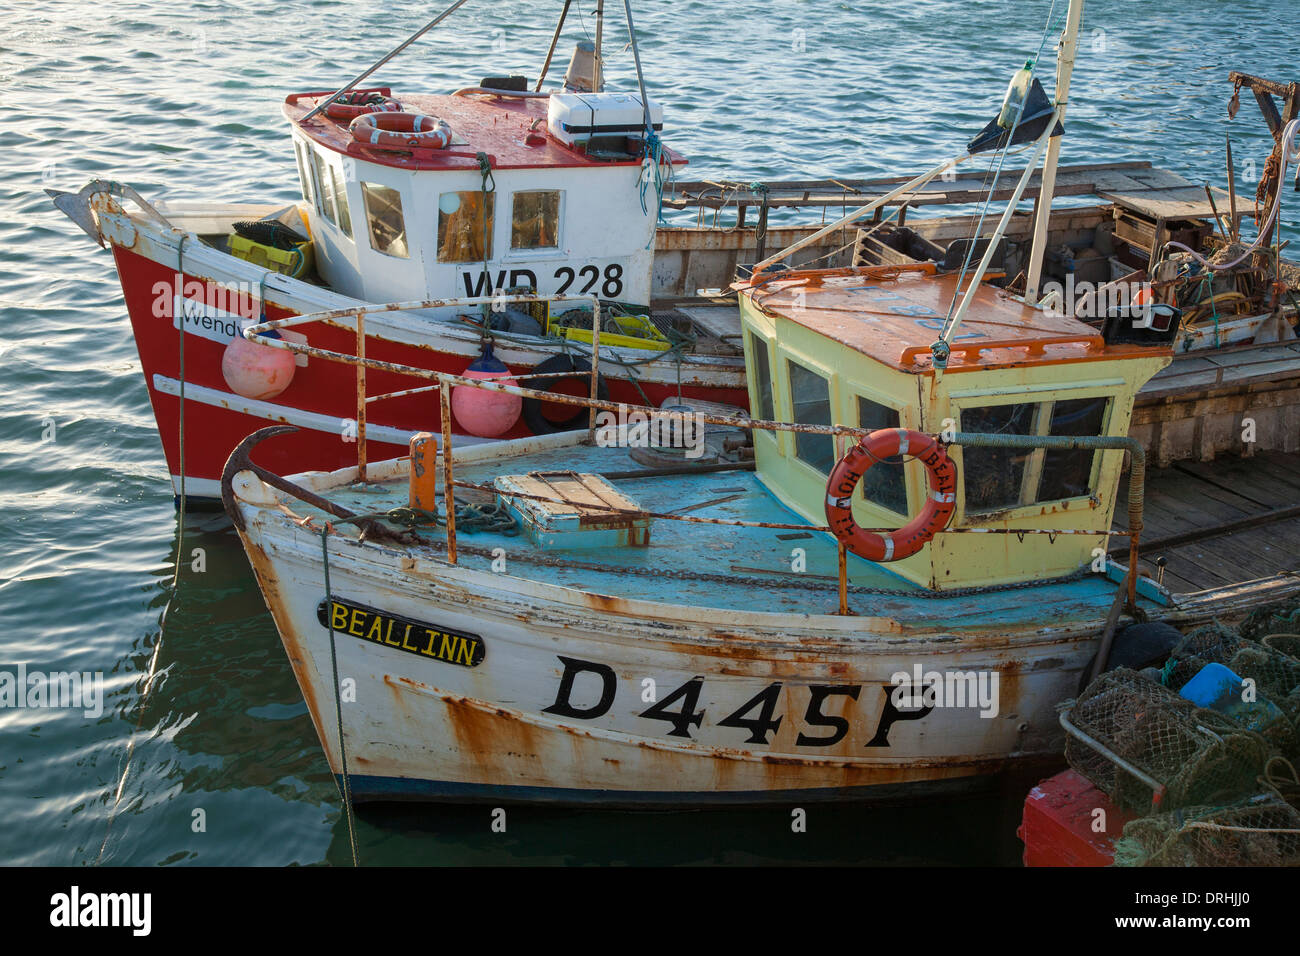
(1113, 450), (1300, 594)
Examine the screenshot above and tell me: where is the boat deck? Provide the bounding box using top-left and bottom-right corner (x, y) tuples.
(311, 440), (1136, 628)
(1113, 449), (1300, 592)
(277, 440), (1300, 624)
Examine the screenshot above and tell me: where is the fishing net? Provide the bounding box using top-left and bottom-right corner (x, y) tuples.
(1063, 668), (1273, 812)
(1162, 622), (1300, 740)
(1238, 597), (1300, 641)
(1067, 613), (1300, 863)
(1113, 791), (1300, 867)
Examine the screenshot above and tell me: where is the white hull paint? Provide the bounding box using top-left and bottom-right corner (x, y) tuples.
(237, 509), (1064, 801)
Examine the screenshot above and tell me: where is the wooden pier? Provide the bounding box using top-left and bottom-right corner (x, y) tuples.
(1113, 450), (1300, 593)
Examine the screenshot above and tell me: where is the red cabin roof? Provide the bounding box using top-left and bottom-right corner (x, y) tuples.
(284, 88), (688, 172)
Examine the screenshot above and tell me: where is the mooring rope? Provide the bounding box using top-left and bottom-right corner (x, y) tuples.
(321, 528), (361, 866)
(97, 234), (194, 864)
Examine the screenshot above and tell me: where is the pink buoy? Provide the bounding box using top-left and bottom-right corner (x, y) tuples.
(451, 343), (522, 438)
(222, 329), (296, 401)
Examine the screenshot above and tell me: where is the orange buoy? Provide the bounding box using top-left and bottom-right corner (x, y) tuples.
(222, 329), (296, 401)
(451, 344), (521, 438)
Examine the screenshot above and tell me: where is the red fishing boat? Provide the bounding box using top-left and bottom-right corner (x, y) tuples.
(48, 2), (747, 501)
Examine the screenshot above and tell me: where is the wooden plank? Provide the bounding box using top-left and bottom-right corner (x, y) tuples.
(676, 305), (742, 341)
(1144, 564), (1205, 594)
(1155, 544), (1242, 589)
(1172, 462), (1271, 508)
(1171, 464), (1273, 510)
(1256, 450), (1300, 481)
(1175, 454), (1300, 499)
(1099, 185), (1232, 221)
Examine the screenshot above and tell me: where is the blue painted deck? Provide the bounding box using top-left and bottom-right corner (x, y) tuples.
(315, 442), (1142, 628)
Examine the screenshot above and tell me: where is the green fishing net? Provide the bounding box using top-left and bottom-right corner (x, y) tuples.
(1113, 790), (1300, 867)
(1064, 668), (1273, 812)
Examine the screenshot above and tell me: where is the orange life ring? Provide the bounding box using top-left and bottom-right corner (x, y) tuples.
(825, 428), (956, 562)
(325, 91), (403, 120)
(349, 112), (452, 150)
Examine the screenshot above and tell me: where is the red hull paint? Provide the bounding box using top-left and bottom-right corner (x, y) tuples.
(112, 244), (747, 496)
(1018, 769), (1135, 867)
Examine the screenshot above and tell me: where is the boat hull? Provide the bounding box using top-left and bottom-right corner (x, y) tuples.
(234, 488), (1135, 805)
(101, 206), (746, 500)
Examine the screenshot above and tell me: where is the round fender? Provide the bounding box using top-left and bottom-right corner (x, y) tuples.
(521, 354), (609, 435)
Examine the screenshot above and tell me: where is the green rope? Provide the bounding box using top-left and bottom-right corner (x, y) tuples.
(383, 501), (519, 535)
(321, 528), (361, 867)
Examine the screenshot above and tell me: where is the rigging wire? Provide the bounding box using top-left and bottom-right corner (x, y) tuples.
(939, 0), (1066, 338)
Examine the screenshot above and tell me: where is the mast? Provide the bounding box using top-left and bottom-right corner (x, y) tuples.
(1023, 0), (1085, 304)
(593, 0), (605, 92)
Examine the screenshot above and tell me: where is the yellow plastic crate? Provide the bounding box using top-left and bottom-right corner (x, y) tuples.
(557, 312), (671, 352)
(229, 234), (314, 278)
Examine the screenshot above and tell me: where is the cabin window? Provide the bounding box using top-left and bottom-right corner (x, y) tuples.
(360, 183), (409, 259)
(788, 360), (834, 473)
(748, 332), (774, 421)
(311, 150), (337, 225)
(328, 165), (352, 238)
(1039, 397), (1110, 500)
(293, 142), (313, 205)
(856, 397), (906, 514)
(437, 191), (495, 262)
(962, 397), (1110, 514)
(511, 191), (561, 249)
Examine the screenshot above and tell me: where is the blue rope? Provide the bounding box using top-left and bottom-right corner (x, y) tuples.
(639, 130), (671, 248)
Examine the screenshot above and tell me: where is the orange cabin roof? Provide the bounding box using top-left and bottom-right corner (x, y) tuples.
(739, 264), (1168, 373)
(285, 88), (689, 173)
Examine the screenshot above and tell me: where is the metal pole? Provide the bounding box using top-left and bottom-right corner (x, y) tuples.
(593, 0), (604, 92)
(356, 312), (367, 481)
(588, 301), (602, 437)
(622, 0), (653, 132)
(535, 0), (574, 91)
(439, 378), (458, 565)
(301, 0), (475, 123)
(938, 116), (1058, 357)
(1024, 0), (1085, 302)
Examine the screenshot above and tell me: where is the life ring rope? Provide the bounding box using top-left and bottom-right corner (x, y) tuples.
(824, 428), (957, 562)
(325, 91), (403, 121)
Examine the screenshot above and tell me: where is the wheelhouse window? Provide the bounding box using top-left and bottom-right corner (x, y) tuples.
(437, 191), (495, 262)
(788, 360), (833, 473)
(961, 396), (1111, 514)
(747, 332), (774, 422)
(857, 396), (906, 514)
(311, 150), (336, 225)
(511, 190), (561, 249)
(328, 164), (352, 238)
(360, 183), (409, 259)
(293, 142), (313, 206)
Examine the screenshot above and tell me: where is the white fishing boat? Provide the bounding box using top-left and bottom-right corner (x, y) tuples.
(221, 0), (1300, 805)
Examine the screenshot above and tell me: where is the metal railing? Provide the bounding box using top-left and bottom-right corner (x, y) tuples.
(238, 293), (1147, 617)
